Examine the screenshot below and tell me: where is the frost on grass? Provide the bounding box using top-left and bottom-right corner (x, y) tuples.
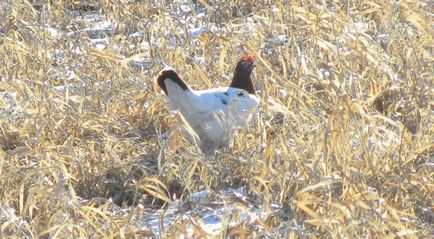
(0, 0), (433, 238)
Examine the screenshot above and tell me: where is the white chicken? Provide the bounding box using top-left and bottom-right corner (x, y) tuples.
(157, 56), (260, 151)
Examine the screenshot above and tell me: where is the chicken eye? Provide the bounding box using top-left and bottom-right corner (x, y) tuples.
(237, 92), (244, 97)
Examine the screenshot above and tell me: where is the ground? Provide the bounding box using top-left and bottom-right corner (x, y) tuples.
(0, 0), (433, 238)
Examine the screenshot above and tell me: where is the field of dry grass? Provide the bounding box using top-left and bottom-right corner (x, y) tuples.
(0, 0), (433, 238)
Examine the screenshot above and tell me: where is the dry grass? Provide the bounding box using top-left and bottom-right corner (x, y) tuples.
(0, 0), (433, 238)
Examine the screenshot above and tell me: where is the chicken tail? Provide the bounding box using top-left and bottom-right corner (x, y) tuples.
(157, 67), (189, 96)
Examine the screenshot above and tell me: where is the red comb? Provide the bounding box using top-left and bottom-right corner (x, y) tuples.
(239, 56), (254, 63)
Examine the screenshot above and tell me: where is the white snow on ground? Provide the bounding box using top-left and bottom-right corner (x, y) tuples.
(0, 91), (19, 121)
(138, 187), (264, 238)
(0, 2), (412, 237)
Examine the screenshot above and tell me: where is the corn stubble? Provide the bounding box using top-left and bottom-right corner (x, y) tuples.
(0, 0), (433, 238)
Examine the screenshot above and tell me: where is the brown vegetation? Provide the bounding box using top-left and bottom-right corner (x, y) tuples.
(0, 0), (433, 237)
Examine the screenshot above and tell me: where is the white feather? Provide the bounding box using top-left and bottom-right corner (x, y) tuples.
(163, 78), (259, 150)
